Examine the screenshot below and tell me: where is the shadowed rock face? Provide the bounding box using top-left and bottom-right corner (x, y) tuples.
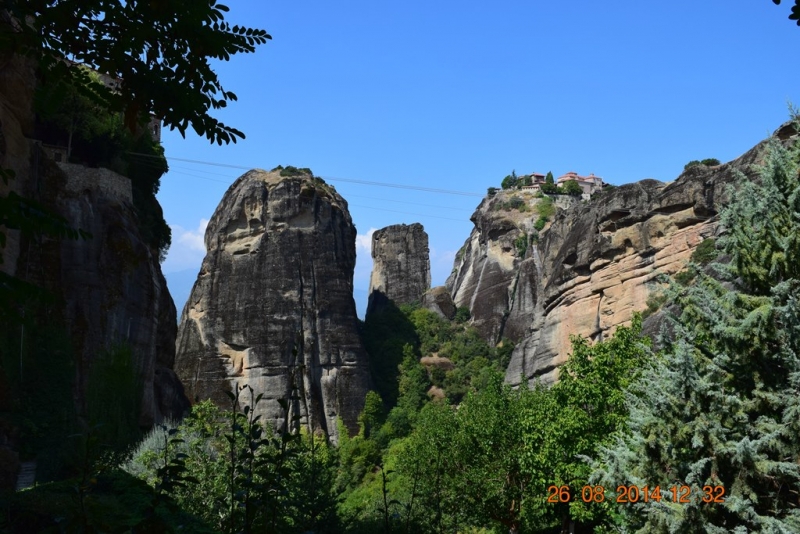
(445, 131), (780, 387)
(367, 223), (431, 316)
(0, 52), (187, 431)
(446, 191), (567, 343)
(174, 170), (371, 443)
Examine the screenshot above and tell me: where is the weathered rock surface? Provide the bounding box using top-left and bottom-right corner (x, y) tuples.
(446, 190), (569, 342)
(0, 50), (187, 436)
(421, 285), (456, 320)
(174, 170), (371, 442)
(37, 160), (189, 425)
(445, 134), (778, 387)
(504, 141), (769, 386)
(367, 223), (431, 316)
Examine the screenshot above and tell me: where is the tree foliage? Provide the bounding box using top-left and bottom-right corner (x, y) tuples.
(773, 0), (800, 25)
(593, 134), (800, 532)
(520, 316), (651, 531)
(561, 179), (583, 196)
(2, 0), (271, 145)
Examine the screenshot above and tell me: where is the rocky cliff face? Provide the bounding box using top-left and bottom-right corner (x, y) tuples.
(174, 170), (371, 442)
(367, 223), (431, 316)
(447, 137), (774, 387)
(20, 159), (189, 426)
(0, 51), (187, 434)
(446, 191), (578, 342)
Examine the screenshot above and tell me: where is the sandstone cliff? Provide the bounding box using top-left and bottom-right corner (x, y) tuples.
(446, 137), (775, 387)
(174, 170), (371, 442)
(367, 223), (431, 316)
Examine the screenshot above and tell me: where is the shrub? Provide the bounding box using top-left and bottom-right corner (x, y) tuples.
(691, 238), (717, 265)
(508, 196), (524, 210)
(534, 217), (547, 231)
(454, 306), (471, 324)
(280, 165), (313, 177)
(674, 269), (695, 286)
(541, 182), (558, 194)
(487, 187), (498, 197)
(684, 160), (702, 170)
(514, 234), (528, 257)
(536, 196), (555, 219)
(684, 158), (719, 170)
(642, 290), (668, 318)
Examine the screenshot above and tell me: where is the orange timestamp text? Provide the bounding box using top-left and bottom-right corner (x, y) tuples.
(547, 484), (725, 504)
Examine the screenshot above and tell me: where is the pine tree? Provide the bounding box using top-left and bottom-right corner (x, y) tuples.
(592, 130), (800, 533)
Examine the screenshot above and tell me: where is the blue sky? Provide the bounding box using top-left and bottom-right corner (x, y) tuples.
(158, 1), (800, 318)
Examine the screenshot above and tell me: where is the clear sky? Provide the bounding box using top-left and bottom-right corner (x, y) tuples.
(157, 1), (800, 318)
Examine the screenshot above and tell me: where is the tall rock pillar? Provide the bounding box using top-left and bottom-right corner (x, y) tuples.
(367, 223), (431, 317)
(174, 169), (371, 443)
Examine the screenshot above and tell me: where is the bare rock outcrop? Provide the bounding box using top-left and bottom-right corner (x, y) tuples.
(367, 223), (431, 316)
(174, 170), (371, 442)
(421, 286), (456, 320)
(446, 190), (568, 342)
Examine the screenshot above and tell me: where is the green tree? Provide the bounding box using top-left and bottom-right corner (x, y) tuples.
(451, 376), (531, 533)
(593, 135), (800, 532)
(561, 179), (583, 196)
(359, 391), (386, 439)
(545, 171), (554, 185)
(501, 172), (519, 190)
(3, 0), (271, 144)
(520, 316), (651, 532)
(397, 377), (531, 534)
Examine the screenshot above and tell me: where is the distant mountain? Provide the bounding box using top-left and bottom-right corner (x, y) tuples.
(164, 268), (198, 318)
(354, 287), (369, 319)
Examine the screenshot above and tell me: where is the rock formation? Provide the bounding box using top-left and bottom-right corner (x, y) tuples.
(421, 286), (456, 320)
(0, 51), (187, 440)
(367, 223), (431, 316)
(22, 159), (189, 426)
(446, 134), (781, 387)
(174, 169), (372, 442)
(446, 191), (570, 342)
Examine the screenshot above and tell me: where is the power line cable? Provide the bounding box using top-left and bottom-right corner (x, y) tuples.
(126, 151), (484, 197)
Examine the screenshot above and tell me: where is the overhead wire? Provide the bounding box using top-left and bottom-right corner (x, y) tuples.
(126, 151), (484, 197)
(125, 152), (480, 220)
